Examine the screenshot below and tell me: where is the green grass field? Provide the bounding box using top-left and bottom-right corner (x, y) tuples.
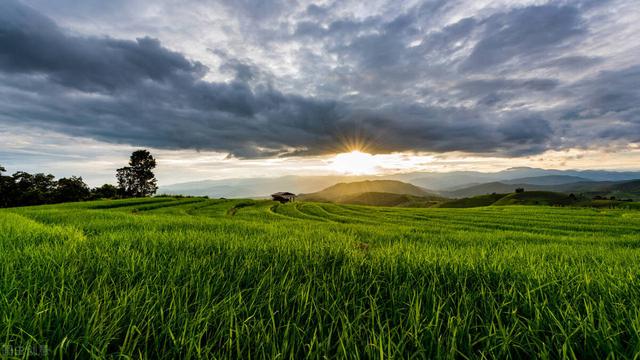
(2, 197), (640, 358)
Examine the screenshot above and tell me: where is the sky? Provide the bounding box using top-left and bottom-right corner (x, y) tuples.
(1, 0), (639, 186)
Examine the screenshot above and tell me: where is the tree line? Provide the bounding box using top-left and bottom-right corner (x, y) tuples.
(0, 150), (158, 208)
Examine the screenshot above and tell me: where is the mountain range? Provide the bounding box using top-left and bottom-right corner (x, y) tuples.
(159, 167), (640, 199)
(443, 179), (640, 200)
(298, 180), (443, 203)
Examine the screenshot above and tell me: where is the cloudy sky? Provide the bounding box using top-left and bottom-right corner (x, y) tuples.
(1, 0), (639, 186)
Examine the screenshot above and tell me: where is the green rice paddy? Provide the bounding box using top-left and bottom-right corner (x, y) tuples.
(1, 197), (640, 358)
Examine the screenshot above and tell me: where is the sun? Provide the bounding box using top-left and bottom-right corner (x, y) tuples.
(328, 150), (379, 175)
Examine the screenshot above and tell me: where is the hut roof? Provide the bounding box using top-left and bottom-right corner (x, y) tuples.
(272, 192), (296, 196)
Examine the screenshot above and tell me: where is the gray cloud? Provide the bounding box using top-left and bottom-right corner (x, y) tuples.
(0, 0), (639, 159)
(461, 5), (587, 71)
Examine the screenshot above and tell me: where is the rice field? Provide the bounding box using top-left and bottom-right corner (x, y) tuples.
(1, 197), (640, 358)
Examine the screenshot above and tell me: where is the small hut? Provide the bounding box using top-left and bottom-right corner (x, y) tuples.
(271, 192), (296, 203)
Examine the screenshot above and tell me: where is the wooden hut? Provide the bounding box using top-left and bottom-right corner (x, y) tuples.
(271, 192), (296, 203)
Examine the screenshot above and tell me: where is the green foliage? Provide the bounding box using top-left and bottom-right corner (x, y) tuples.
(117, 149), (158, 197)
(55, 176), (90, 203)
(2, 199), (640, 358)
(90, 183), (119, 200)
(0, 169), (100, 208)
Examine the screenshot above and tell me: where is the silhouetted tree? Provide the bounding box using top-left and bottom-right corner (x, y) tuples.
(0, 166), (97, 208)
(0, 165), (16, 207)
(12, 172), (56, 206)
(117, 150), (158, 197)
(515, 188), (525, 193)
(91, 184), (118, 199)
(55, 176), (90, 203)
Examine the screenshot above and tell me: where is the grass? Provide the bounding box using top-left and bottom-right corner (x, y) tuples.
(339, 192), (441, 207)
(2, 197), (640, 358)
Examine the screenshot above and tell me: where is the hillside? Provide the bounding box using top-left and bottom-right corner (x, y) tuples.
(442, 182), (537, 198)
(492, 191), (578, 206)
(409, 168), (640, 190)
(159, 175), (365, 198)
(437, 193), (507, 208)
(437, 191), (576, 208)
(339, 192), (442, 207)
(445, 179), (640, 200)
(299, 180), (440, 203)
(502, 175), (591, 186)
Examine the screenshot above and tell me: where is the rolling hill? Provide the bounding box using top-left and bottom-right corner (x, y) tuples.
(437, 193), (507, 208)
(158, 168), (640, 198)
(492, 191), (578, 206)
(340, 192), (443, 207)
(410, 168), (640, 191)
(444, 179), (640, 200)
(438, 191), (583, 208)
(502, 175), (591, 185)
(299, 180), (443, 205)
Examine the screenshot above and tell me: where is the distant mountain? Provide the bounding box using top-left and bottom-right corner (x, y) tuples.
(443, 179), (640, 200)
(410, 167), (640, 190)
(159, 167), (640, 198)
(299, 180), (441, 203)
(502, 175), (591, 186)
(442, 182), (538, 198)
(159, 175), (372, 198)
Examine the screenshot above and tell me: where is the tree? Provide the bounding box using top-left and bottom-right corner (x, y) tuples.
(0, 165), (16, 207)
(117, 150), (158, 197)
(515, 188), (525, 193)
(91, 184), (118, 199)
(12, 172), (56, 206)
(55, 176), (90, 203)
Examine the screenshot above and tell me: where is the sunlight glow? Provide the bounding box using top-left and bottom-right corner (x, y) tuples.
(328, 151), (380, 175)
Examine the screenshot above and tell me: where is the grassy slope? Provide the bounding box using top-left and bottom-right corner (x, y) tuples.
(439, 191), (640, 209)
(299, 179), (437, 202)
(447, 179), (640, 200)
(492, 191), (575, 206)
(437, 193), (507, 208)
(340, 192), (441, 207)
(2, 198), (640, 358)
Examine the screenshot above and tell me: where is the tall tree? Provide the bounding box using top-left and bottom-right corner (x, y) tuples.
(55, 176), (90, 203)
(117, 150), (158, 197)
(0, 165), (15, 207)
(12, 172), (56, 206)
(91, 184), (118, 199)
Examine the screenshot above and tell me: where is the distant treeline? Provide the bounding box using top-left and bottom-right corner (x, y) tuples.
(0, 150), (158, 208)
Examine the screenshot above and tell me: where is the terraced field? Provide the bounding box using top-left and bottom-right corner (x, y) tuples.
(2, 197), (640, 358)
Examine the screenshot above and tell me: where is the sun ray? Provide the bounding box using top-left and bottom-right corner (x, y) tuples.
(327, 150), (380, 175)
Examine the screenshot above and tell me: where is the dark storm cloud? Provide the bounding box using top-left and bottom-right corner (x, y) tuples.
(461, 5), (587, 71)
(561, 66), (640, 130)
(455, 78), (559, 100)
(0, 2), (205, 93)
(0, 0), (638, 158)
